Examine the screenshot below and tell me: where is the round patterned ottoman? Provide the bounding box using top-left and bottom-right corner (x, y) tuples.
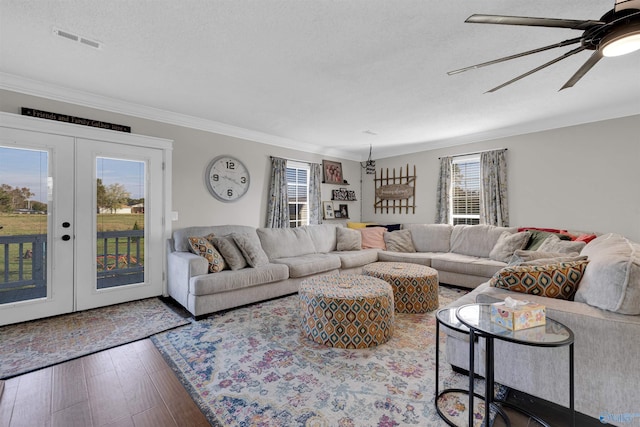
(362, 262), (439, 313)
(299, 274), (395, 349)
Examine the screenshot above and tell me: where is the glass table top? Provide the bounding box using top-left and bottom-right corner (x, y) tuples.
(455, 303), (574, 347)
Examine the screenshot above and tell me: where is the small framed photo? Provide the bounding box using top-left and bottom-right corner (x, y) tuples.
(334, 209), (342, 218)
(323, 201), (335, 219)
(338, 204), (349, 219)
(323, 160), (344, 184)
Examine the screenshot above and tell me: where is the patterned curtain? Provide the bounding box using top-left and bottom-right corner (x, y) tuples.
(308, 163), (322, 225)
(480, 149), (509, 227)
(435, 156), (452, 224)
(265, 157), (289, 228)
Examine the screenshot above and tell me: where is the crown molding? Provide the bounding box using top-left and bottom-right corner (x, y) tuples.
(0, 72), (358, 161)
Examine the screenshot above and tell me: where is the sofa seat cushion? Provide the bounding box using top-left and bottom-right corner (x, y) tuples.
(334, 249), (379, 269)
(431, 253), (506, 278)
(257, 227), (316, 260)
(377, 251), (434, 266)
(272, 254), (341, 278)
(190, 263), (289, 296)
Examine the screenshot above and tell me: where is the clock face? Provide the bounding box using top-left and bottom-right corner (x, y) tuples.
(205, 155), (250, 202)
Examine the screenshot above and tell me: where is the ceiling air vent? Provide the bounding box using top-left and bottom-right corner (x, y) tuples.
(52, 27), (102, 50)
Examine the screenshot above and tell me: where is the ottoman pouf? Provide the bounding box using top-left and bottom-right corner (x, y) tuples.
(299, 274), (394, 349)
(362, 262), (439, 313)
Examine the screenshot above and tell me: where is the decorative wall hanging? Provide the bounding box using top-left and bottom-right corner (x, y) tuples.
(322, 160), (345, 184)
(374, 164), (416, 214)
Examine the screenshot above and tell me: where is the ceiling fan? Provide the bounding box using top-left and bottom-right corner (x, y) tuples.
(448, 0), (640, 92)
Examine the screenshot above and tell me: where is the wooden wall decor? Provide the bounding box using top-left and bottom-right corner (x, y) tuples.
(374, 164), (416, 214)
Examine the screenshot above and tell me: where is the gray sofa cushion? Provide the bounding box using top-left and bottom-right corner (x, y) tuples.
(538, 234), (586, 254)
(336, 227), (362, 251)
(232, 233), (270, 267)
(190, 263), (289, 295)
(402, 224), (452, 252)
(304, 224), (339, 253)
(257, 227), (316, 260)
(431, 253), (506, 278)
(210, 235), (248, 270)
(173, 225), (258, 252)
(574, 233), (640, 315)
(489, 231), (531, 263)
(384, 229), (416, 252)
(272, 254), (341, 278)
(450, 225), (517, 258)
(377, 251), (433, 266)
(334, 249), (379, 269)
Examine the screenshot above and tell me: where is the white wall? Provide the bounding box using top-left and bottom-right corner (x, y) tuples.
(362, 115), (640, 241)
(3, 90), (638, 241)
(0, 90), (361, 229)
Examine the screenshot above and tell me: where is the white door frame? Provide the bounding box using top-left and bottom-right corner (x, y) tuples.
(0, 112), (172, 325)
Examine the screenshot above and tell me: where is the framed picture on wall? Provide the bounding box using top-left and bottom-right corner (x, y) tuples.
(323, 160), (344, 184)
(338, 204), (349, 219)
(323, 201), (335, 219)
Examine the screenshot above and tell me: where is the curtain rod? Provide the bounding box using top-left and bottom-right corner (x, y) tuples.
(269, 155), (318, 164)
(438, 148), (507, 160)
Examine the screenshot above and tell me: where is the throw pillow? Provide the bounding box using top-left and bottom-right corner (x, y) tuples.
(347, 222), (377, 229)
(187, 236), (225, 273)
(209, 235), (248, 270)
(574, 233), (640, 315)
(538, 235), (586, 254)
(489, 231), (531, 263)
(383, 230), (416, 253)
(360, 227), (387, 250)
(232, 233), (270, 268)
(575, 234), (598, 244)
(490, 260), (589, 300)
(336, 227), (362, 251)
(367, 223), (401, 232)
(523, 230), (572, 250)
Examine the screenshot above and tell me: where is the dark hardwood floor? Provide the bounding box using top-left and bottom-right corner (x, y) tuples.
(0, 339), (210, 427)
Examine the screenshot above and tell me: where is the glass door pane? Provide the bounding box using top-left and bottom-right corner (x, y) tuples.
(0, 146), (48, 303)
(95, 157), (145, 289)
(0, 126), (74, 326)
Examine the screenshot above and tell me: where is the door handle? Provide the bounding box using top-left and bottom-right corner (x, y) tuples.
(62, 235), (71, 241)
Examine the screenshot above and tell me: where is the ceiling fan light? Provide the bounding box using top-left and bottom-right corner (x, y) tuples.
(602, 32), (640, 57)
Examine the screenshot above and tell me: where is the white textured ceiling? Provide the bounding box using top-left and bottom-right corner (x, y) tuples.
(1, 0), (639, 160)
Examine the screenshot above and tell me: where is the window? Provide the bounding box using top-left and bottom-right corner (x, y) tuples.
(451, 155), (480, 225)
(286, 161), (309, 228)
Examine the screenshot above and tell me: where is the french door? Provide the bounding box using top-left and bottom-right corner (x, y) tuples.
(0, 117), (170, 326)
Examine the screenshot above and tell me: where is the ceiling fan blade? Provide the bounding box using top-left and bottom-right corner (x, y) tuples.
(560, 50), (604, 90)
(615, 0), (640, 12)
(466, 14), (604, 30)
(447, 37), (582, 75)
(486, 46), (587, 93)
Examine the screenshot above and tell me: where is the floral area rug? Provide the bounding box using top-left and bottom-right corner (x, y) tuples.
(0, 297), (190, 379)
(152, 286), (501, 426)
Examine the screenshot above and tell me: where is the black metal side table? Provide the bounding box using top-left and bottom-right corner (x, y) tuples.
(435, 307), (498, 426)
(456, 303), (575, 427)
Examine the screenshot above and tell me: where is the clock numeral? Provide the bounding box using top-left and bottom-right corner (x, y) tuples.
(212, 174), (219, 181)
(227, 189), (234, 197)
(241, 177), (247, 184)
(226, 161), (235, 170)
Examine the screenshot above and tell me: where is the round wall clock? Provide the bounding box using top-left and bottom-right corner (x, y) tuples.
(205, 155), (250, 202)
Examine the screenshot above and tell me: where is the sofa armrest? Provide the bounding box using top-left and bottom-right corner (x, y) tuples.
(167, 251), (207, 308)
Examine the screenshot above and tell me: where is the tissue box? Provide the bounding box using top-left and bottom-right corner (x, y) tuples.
(491, 301), (546, 331)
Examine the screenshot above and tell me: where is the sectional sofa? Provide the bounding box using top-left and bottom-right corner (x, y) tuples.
(166, 223), (514, 316)
(166, 222), (640, 422)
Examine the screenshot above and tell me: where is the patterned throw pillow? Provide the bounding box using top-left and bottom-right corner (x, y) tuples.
(187, 236), (225, 273)
(490, 260), (589, 300)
